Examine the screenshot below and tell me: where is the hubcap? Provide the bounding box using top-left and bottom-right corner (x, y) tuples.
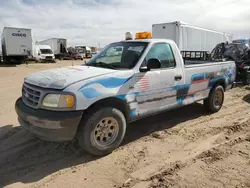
(214, 90), (223, 107)
(93, 117), (119, 147)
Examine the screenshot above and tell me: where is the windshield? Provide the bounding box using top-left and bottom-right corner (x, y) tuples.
(76, 48), (84, 53)
(85, 41), (148, 69)
(40, 49), (53, 54)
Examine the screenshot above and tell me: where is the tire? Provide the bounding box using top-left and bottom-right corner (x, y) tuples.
(243, 74), (250, 85)
(204, 85), (224, 113)
(77, 107), (126, 156)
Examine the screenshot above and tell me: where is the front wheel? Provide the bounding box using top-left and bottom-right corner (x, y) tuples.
(243, 74), (250, 85)
(77, 107), (126, 156)
(204, 85), (224, 113)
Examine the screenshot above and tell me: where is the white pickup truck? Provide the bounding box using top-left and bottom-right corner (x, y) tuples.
(15, 37), (236, 156)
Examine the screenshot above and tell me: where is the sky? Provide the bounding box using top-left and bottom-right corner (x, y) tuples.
(0, 0), (250, 47)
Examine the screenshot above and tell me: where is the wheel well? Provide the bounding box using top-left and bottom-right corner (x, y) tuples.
(85, 97), (130, 122)
(212, 79), (226, 91)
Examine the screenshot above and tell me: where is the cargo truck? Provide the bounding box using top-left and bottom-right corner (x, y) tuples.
(75, 46), (92, 58)
(37, 38), (67, 60)
(1, 27), (32, 64)
(152, 21), (233, 53)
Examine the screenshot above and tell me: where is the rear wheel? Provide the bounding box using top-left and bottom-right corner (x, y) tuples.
(204, 85), (224, 113)
(243, 74), (250, 85)
(77, 107), (126, 156)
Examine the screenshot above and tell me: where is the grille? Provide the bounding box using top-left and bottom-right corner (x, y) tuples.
(46, 56), (53, 60)
(22, 83), (41, 108)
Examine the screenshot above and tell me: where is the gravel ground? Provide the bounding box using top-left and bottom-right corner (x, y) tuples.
(0, 60), (249, 188)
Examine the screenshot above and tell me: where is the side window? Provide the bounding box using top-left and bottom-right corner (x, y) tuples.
(144, 43), (176, 69)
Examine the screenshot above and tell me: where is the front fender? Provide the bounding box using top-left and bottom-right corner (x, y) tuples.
(63, 70), (135, 110)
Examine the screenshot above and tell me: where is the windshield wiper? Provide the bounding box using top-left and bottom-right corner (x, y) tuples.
(86, 62), (117, 69)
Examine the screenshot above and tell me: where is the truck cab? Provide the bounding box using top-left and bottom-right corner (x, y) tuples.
(15, 32), (236, 156)
(75, 46), (92, 58)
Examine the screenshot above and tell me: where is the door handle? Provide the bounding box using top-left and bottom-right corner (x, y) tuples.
(174, 75), (182, 81)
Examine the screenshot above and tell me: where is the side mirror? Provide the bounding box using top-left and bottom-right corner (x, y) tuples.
(147, 58), (161, 69)
(140, 58), (161, 72)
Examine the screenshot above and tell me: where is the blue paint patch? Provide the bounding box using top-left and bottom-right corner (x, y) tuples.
(116, 94), (127, 101)
(80, 88), (101, 99)
(116, 93), (138, 101)
(177, 98), (183, 105)
(172, 84), (190, 91)
(134, 92), (140, 97)
(209, 76), (224, 83)
(130, 109), (137, 116)
(191, 73), (206, 81)
(79, 76), (132, 90)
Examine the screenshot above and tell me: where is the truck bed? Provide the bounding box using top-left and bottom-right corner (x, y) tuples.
(184, 60), (233, 68)
(185, 60), (220, 65)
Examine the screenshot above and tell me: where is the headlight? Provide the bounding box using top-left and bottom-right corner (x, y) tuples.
(42, 94), (75, 109)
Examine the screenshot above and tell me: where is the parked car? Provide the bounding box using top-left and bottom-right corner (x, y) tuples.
(15, 34), (236, 157)
(71, 52), (84, 60)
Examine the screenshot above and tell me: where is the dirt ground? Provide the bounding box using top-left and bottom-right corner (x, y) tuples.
(0, 60), (249, 188)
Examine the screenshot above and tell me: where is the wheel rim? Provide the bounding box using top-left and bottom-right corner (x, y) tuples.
(93, 117), (119, 147)
(214, 90), (223, 107)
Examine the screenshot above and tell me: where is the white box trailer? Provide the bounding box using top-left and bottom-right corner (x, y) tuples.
(37, 38), (67, 59)
(1, 27), (32, 63)
(152, 21), (233, 52)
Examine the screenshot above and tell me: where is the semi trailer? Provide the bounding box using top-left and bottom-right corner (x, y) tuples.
(152, 21), (233, 53)
(1, 27), (32, 64)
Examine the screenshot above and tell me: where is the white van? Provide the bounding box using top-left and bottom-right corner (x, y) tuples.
(33, 44), (55, 62)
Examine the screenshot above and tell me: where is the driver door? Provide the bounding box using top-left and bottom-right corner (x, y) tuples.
(134, 42), (184, 117)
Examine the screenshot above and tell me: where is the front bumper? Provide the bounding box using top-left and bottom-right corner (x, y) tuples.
(40, 58), (55, 62)
(75, 57), (83, 59)
(15, 97), (83, 141)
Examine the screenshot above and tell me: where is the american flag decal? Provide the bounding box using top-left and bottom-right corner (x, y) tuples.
(135, 75), (150, 91)
(188, 78), (210, 94)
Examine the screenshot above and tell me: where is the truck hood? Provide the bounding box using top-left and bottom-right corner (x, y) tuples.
(24, 66), (117, 89)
